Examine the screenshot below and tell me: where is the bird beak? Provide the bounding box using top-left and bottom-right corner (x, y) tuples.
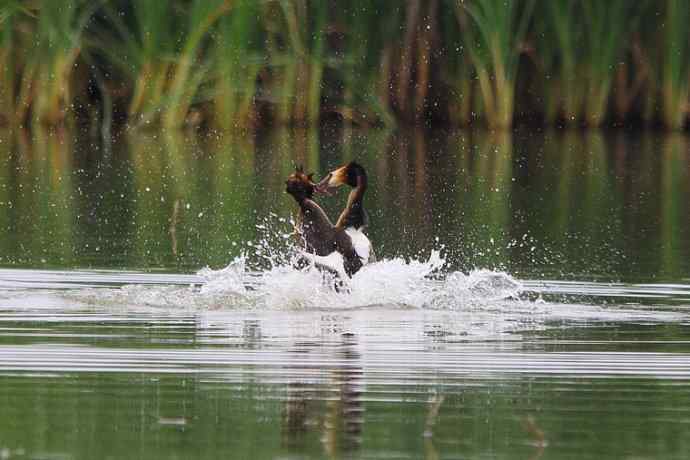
(315, 165), (348, 195)
(314, 173), (333, 195)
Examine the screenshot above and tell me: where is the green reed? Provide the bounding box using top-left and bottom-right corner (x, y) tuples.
(0, 6), (16, 124)
(636, 2), (661, 126)
(580, 0), (634, 127)
(2, 0), (690, 131)
(1, 2), (87, 125)
(443, 6), (474, 126)
(661, 0), (690, 130)
(540, 0), (583, 125)
(212, 0), (263, 129)
(162, 0), (231, 129)
(455, 0), (535, 128)
(341, 1), (401, 127)
(97, 0), (229, 128)
(30, 1), (98, 125)
(265, 0), (328, 126)
(100, 0), (177, 125)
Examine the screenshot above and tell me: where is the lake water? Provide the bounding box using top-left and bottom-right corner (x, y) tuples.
(1, 126), (689, 459)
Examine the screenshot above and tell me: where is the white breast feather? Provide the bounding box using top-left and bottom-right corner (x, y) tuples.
(345, 228), (371, 262)
(300, 228), (372, 275)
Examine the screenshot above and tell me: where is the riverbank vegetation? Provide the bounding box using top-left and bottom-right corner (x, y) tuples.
(1, 0), (690, 130)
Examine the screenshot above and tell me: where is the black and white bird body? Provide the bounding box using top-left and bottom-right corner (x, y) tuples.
(315, 162), (375, 267)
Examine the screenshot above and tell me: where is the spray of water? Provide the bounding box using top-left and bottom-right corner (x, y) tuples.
(193, 250), (521, 310)
(186, 213), (523, 310)
(3, 216), (685, 345)
(66, 215), (522, 311)
(10, 211), (684, 341)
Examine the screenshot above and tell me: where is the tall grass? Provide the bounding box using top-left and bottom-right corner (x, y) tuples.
(0, 6), (17, 124)
(264, 0), (329, 126)
(212, 0), (263, 129)
(102, 0), (177, 125)
(2, 0), (690, 131)
(31, 1), (98, 125)
(96, 0), (229, 128)
(540, 0), (583, 125)
(580, 1), (632, 127)
(162, 0), (231, 129)
(393, 0), (422, 121)
(0, 1), (102, 126)
(341, 1), (396, 126)
(455, 0), (535, 128)
(442, 8), (474, 126)
(635, 3), (662, 126)
(661, 0), (690, 130)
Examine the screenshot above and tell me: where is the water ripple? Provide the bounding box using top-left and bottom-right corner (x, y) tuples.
(0, 345), (689, 380)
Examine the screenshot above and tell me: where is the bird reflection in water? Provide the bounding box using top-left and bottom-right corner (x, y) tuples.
(281, 332), (363, 457)
(322, 332), (363, 456)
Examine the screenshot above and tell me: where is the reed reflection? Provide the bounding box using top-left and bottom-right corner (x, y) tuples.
(322, 333), (363, 457)
(281, 329), (363, 458)
(0, 130), (15, 263)
(0, 128), (76, 266)
(660, 134), (689, 278)
(0, 127), (688, 281)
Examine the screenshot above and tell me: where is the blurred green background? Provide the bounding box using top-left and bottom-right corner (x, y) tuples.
(2, 0), (690, 131)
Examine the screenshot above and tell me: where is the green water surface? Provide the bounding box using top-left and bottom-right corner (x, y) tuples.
(0, 127), (689, 460)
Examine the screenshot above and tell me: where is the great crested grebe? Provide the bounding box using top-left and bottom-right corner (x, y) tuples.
(285, 166), (364, 277)
(315, 161), (374, 265)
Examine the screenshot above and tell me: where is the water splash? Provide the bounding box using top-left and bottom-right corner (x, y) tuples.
(186, 247), (523, 310)
(64, 216), (520, 311)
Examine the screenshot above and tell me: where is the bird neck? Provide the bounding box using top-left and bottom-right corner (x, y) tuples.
(351, 173), (367, 199)
(336, 176), (367, 230)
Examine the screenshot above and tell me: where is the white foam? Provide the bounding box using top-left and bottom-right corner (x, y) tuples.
(186, 249), (522, 311)
(51, 217), (687, 329)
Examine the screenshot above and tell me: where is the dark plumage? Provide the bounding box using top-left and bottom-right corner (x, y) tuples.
(285, 166), (363, 276)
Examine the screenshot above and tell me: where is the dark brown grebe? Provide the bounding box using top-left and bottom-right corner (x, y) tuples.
(285, 166), (364, 277)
